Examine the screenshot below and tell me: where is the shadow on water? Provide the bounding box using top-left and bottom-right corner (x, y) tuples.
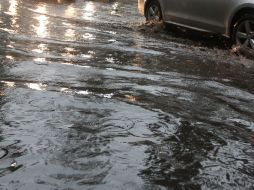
(164, 24), (232, 50)
(140, 119), (254, 190)
(137, 21), (232, 50)
(140, 121), (226, 189)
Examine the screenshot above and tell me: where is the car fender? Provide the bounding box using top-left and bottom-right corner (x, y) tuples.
(227, 3), (254, 36)
(142, 0), (165, 19)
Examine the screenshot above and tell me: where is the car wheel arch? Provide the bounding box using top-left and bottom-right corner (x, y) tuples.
(145, 0), (164, 20)
(228, 6), (254, 38)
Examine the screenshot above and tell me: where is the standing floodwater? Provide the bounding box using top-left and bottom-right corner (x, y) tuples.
(0, 0), (254, 189)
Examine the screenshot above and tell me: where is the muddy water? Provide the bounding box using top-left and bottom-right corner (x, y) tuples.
(0, 0), (254, 189)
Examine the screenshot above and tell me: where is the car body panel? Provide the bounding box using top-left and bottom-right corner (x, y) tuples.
(163, 0), (231, 34)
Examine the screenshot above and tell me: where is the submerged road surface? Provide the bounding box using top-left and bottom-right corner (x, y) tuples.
(0, 0), (254, 189)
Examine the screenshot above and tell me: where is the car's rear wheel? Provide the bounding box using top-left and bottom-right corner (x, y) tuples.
(145, 0), (162, 21)
(233, 14), (254, 49)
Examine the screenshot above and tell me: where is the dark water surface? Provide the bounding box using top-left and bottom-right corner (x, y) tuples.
(0, 0), (254, 189)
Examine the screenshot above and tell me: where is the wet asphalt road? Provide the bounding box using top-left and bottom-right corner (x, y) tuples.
(0, 0), (254, 189)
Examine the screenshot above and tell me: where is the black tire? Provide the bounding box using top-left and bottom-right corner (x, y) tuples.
(145, 0), (162, 22)
(232, 14), (254, 49)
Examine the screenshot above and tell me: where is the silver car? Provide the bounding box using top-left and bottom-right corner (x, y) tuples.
(138, 0), (254, 49)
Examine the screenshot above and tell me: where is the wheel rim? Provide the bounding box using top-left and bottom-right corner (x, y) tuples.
(147, 4), (160, 21)
(236, 20), (254, 49)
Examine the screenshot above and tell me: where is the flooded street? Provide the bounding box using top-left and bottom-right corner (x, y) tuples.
(0, 0), (254, 189)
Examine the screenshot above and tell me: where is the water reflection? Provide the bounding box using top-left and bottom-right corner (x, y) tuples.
(6, 0), (19, 31)
(25, 83), (47, 91)
(34, 57), (46, 63)
(64, 47), (75, 59)
(82, 2), (95, 21)
(65, 4), (77, 18)
(83, 33), (95, 40)
(5, 55), (14, 60)
(111, 2), (120, 16)
(7, 0), (17, 16)
(81, 54), (92, 59)
(64, 28), (75, 40)
(33, 5), (49, 38)
(32, 44), (48, 63)
(1, 81), (15, 88)
(36, 0), (75, 4)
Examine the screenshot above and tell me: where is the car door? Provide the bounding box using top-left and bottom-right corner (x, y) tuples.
(162, 0), (230, 33)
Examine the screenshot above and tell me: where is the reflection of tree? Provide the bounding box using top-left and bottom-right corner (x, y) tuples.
(140, 120), (226, 189)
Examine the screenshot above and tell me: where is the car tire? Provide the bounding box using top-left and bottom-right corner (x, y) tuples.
(145, 0), (162, 22)
(233, 14), (254, 49)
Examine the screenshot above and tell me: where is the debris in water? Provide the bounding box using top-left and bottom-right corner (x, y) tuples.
(231, 45), (254, 59)
(137, 21), (165, 33)
(10, 160), (17, 168)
